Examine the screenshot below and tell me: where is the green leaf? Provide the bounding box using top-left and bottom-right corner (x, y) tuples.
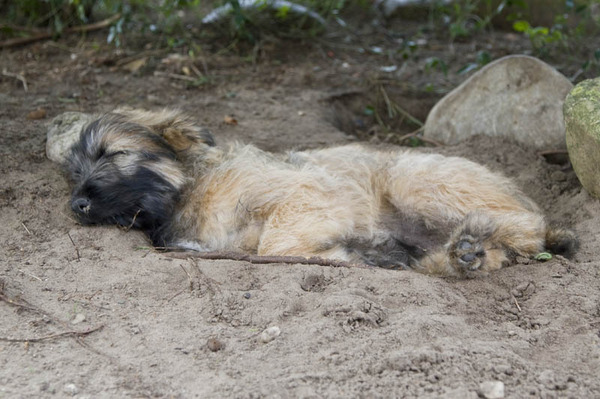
(476, 50), (491, 66)
(513, 20), (530, 32)
(276, 5), (291, 19)
(530, 26), (549, 36)
(425, 57), (448, 76)
(534, 252), (553, 261)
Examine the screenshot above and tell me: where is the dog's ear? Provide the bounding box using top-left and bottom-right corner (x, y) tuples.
(113, 107), (215, 153)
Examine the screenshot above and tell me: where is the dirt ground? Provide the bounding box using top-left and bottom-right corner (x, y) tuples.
(1, 19), (600, 399)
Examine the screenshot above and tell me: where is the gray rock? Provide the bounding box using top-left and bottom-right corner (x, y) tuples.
(71, 313), (86, 325)
(424, 55), (573, 150)
(63, 383), (79, 396)
(564, 77), (600, 199)
(46, 112), (94, 165)
(479, 380), (505, 399)
(260, 326), (281, 343)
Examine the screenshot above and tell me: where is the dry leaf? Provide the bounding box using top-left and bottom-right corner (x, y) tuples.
(122, 57), (147, 73)
(26, 108), (46, 120)
(224, 116), (238, 126)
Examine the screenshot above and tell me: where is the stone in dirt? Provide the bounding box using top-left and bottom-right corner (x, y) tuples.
(564, 77), (600, 199)
(479, 380), (505, 399)
(260, 326), (281, 343)
(46, 112), (94, 165)
(424, 55), (572, 150)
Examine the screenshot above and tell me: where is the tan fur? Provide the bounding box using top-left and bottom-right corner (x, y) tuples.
(72, 109), (578, 278)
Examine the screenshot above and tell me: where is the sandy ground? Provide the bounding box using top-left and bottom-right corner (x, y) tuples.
(1, 30), (600, 398)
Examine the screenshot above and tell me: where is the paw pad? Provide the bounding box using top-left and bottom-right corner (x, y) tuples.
(453, 235), (486, 272)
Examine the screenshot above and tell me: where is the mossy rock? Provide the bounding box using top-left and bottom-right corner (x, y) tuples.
(564, 78), (600, 199)
(46, 112), (93, 165)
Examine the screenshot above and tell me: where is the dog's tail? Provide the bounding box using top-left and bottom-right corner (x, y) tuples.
(545, 225), (579, 259)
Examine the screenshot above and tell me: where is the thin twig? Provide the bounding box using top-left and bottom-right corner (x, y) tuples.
(538, 149), (568, 156)
(0, 289), (106, 356)
(0, 13), (121, 48)
(153, 71), (199, 82)
(179, 264), (192, 280)
(395, 131), (444, 147)
(378, 85), (424, 127)
(67, 232), (81, 262)
(395, 127), (424, 141)
(21, 222), (32, 235)
(0, 292), (41, 314)
(189, 63), (203, 78)
(0, 325), (103, 343)
(188, 258), (221, 297)
(114, 49), (165, 67)
(2, 69), (28, 91)
(167, 251), (370, 269)
(124, 210), (141, 231)
(166, 289), (186, 303)
(511, 295), (522, 312)
(17, 269), (42, 282)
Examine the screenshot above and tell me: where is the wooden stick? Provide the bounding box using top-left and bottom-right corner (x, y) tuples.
(67, 232), (81, 262)
(167, 251), (371, 269)
(0, 325), (103, 343)
(0, 14), (121, 48)
(153, 71), (200, 82)
(0, 288), (106, 356)
(394, 129), (444, 147)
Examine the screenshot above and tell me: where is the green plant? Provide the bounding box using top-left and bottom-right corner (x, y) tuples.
(205, 0), (355, 44)
(431, 0), (522, 40)
(510, 0), (600, 63)
(512, 19), (565, 51)
(425, 56), (448, 76)
(457, 50), (492, 74)
(0, 0), (95, 33)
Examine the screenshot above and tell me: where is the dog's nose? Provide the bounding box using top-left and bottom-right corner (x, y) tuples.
(71, 197), (91, 214)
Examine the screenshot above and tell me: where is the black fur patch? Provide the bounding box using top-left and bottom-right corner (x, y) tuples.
(68, 116), (183, 247)
(345, 237), (422, 270)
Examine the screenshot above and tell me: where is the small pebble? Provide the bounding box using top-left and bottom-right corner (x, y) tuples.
(63, 383), (78, 396)
(479, 380), (505, 399)
(206, 337), (223, 352)
(71, 313), (86, 325)
(243, 292), (251, 299)
(260, 326), (281, 343)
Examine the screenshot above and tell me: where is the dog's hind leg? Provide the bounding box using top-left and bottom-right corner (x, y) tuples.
(414, 211), (549, 277)
(255, 200), (367, 262)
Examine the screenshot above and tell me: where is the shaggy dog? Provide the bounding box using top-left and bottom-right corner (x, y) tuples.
(67, 108), (577, 277)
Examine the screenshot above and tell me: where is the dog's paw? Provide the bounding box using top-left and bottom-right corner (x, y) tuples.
(450, 235), (486, 273)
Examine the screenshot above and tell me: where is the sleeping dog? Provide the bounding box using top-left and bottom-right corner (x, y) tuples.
(66, 108), (578, 277)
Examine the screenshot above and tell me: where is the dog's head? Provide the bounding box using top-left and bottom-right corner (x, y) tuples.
(67, 111), (214, 246)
